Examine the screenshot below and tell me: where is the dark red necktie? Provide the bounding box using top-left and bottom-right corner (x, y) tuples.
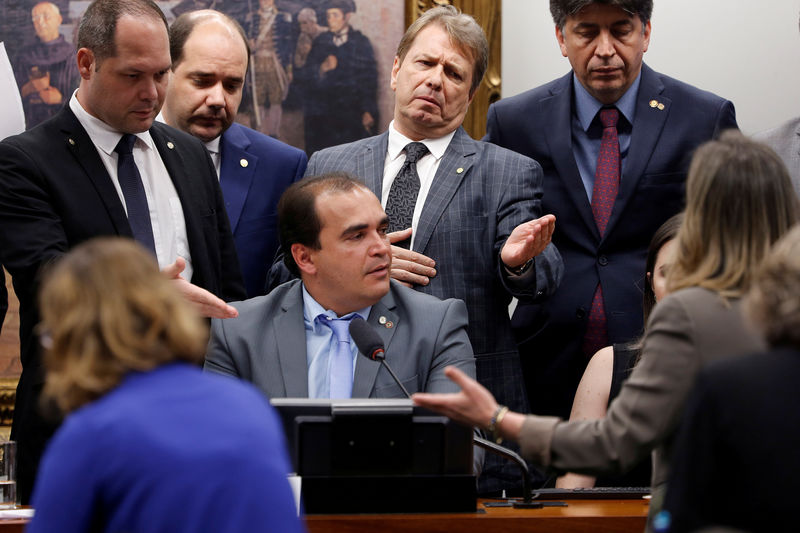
(583, 107), (620, 358)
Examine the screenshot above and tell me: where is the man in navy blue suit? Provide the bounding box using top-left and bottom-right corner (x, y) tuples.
(485, 0), (737, 419)
(162, 9), (307, 297)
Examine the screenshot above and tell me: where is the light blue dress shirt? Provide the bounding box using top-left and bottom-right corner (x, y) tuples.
(571, 72), (641, 203)
(302, 285), (371, 399)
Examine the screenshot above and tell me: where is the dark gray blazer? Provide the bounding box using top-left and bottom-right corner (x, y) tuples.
(205, 280), (476, 398)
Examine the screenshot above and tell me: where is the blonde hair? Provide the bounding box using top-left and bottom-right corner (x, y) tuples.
(745, 224), (800, 349)
(667, 131), (800, 298)
(39, 238), (208, 414)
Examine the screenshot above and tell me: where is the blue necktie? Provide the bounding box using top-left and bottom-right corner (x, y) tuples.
(115, 134), (156, 255)
(320, 315), (355, 399)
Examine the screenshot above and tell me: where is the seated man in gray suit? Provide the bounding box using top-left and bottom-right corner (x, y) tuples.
(205, 172), (476, 400)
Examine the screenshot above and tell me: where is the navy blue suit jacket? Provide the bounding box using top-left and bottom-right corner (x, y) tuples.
(219, 123), (306, 297)
(485, 64), (737, 418)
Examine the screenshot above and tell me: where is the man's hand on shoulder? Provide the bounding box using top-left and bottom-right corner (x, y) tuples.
(388, 228), (437, 288)
(500, 214), (556, 271)
(163, 258), (238, 319)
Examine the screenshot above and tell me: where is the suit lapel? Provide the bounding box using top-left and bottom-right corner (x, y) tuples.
(354, 132), (388, 198)
(275, 284), (310, 397)
(543, 75), (599, 240)
(218, 125), (256, 233)
(57, 108), (132, 237)
(608, 64), (669, 236)
(414, 127), (473, 253)
(352, 287), (398, 397)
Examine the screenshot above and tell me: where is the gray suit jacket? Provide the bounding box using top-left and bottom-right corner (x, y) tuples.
(753, 117), (800, 196)
(205, 280), (476, 398)
(303, 127), (563, 417)
(517, 287), (765, 522)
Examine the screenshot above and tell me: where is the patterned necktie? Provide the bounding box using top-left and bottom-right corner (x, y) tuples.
(115, 134), (156, 255)
(385, 142), (429, 248)
(320, 315), (355, 399)
(583, 107), (620, 358)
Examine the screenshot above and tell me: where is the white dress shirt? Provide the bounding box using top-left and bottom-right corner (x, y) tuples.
(381, 121), (455, 250)
(70, 93), (193, 280)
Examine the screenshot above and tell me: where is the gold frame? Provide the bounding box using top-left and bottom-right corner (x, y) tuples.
(406, 0), (501, 140)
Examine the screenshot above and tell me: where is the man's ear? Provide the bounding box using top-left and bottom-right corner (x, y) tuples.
(76, 48), (95, 80)
(291, 243), (317, 276)
(390, 56), (400, 91)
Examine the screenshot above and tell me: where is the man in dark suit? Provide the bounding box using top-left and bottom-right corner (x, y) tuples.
(297, 6), (563, 492)
(161, 9), (307, 297)
(0, 0), (245, 503)
(484, 0), (737, 420)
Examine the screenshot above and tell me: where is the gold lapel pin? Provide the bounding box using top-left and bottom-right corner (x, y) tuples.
(456, 167), (464, 174)
(657, 103), (665, 111)
(68, 138), (75, 146)
(240, 158), (249, 168)
(166, 141), (175, 149)
(649, 99), (658, 108)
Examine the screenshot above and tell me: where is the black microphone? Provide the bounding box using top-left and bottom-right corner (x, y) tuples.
(349, 317), (409, 397)
(348, 317), (539, 507)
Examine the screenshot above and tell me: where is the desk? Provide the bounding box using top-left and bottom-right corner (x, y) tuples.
(306, 498), (650, 533)
(0, 499), (650, 533)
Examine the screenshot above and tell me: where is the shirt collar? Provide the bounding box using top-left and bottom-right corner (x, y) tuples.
(70, 90), (156, 156)
(204, 136), (221, 155)
(387, 120), (454, 163)
(572, 70), (641, 132)
(301, 284), (371, 331)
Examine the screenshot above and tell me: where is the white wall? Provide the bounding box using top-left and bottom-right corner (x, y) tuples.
(502, 0), (800, 134)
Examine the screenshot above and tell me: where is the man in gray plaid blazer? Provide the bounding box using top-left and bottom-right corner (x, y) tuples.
(300, 6), (563, 493)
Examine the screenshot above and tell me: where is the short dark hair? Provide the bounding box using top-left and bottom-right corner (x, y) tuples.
(169, 10), (250, 70)
(77, 0), (168, 64)
(278, 173), (368, 277)
(549, 0), (653, 30)
(326, 0), (355, 15)
(396, 5), (488, 96)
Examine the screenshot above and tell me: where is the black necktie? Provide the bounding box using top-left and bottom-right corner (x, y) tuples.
(115, 134), (156, 255)
(385, 142), (428, 249)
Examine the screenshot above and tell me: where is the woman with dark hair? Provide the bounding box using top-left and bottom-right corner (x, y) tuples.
(28, 238), (303, 533)
(414, 131), (800, 524)
(557, 213), (682, 489)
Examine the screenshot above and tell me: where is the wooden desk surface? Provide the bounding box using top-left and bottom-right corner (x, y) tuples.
(0, 498), (650, 533)
(306, 498), (650, 533)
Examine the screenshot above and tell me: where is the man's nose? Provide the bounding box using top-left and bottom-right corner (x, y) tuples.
(595, 30), (616, 58)
(206, 82), (225, 108)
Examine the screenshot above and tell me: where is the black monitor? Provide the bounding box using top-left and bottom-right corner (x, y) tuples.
(271, 398), (476, 513)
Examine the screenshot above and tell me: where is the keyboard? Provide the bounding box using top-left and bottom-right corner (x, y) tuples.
(531, 487), (651, 500)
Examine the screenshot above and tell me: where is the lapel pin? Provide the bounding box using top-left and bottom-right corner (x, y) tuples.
(384, 321), (394, 329)
(649, 99), (658, 108)
(68, 138), (75, 146)
(166, 141), (175, 149)
(657, 103), (665, 111)
(456, 167), (464, 174)
(240, 158), (249, 168)
(378, 316), (387, 324)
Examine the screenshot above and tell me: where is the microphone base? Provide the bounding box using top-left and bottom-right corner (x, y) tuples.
(300, 474), (477, 514)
